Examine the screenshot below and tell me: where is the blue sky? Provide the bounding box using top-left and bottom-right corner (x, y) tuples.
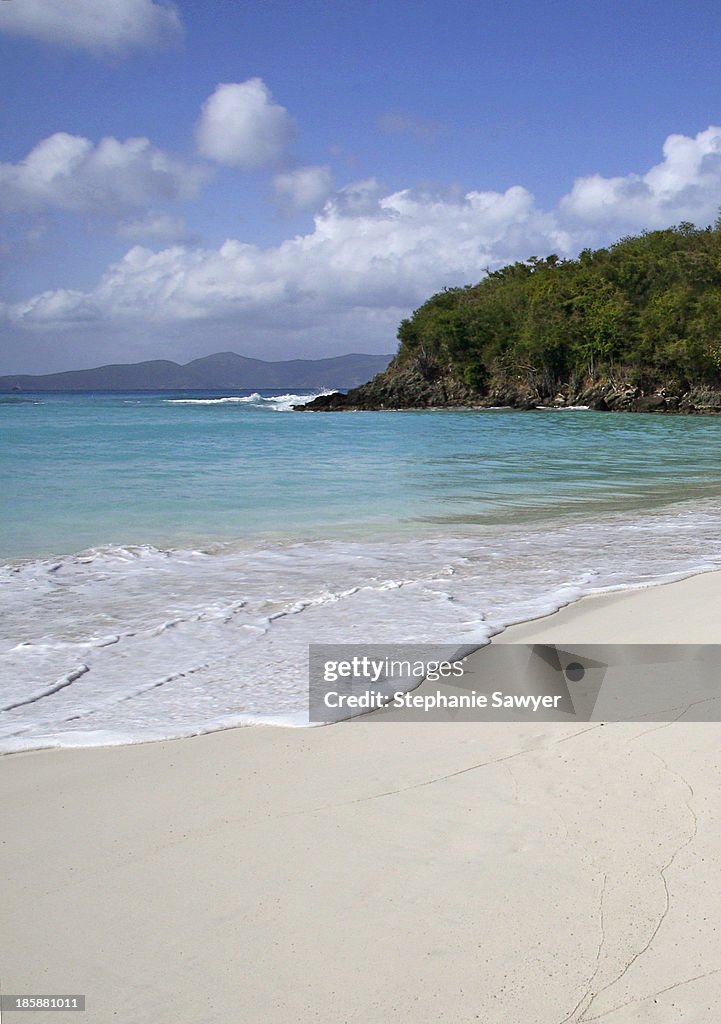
(2, 0), (721, 373)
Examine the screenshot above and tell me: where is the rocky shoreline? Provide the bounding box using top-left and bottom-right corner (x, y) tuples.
(297, 361), (721, 414)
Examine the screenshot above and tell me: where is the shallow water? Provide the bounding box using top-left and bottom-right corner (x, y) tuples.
(2, 391), (721, 750)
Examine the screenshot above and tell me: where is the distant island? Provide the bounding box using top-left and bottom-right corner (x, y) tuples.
(301, 221), (721, 414)
(0, 351), (393, 393)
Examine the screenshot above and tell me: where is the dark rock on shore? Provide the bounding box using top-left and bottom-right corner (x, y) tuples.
(297, 357), (721, 415)
(297, 358), (479, 411)
(679, 388), (721, 413)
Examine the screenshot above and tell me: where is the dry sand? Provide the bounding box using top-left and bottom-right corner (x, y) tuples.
(2, 573), (721, 1022)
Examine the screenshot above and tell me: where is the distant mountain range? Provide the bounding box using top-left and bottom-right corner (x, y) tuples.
(0, 351), (393, 392)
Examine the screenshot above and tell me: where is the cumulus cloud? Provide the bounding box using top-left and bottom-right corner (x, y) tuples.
(0, 0), (182, 54)
(5, 126), (721, 366)
(560, 125), (721, 229)
(273, 165), (333, 213)
(0, 132), (208, 216)
(4, 181), (570, 333)
(330, 178), (386, 218)
(8, 288), (102, 325)
(196, 79), (295, 169)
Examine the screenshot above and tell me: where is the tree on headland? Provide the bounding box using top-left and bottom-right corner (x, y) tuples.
(394, 218), (721, 396)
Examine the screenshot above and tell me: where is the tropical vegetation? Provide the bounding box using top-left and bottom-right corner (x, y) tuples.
(395, 220), (721, 395)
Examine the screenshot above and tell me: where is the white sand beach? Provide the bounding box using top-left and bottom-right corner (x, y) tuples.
(2, 572), (721, 1023)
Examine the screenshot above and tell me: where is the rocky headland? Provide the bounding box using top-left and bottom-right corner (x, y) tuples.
(299, 222), (721, 415)
(297, 355), (721, 414)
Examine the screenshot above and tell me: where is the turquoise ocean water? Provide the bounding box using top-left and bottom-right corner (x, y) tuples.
(3, 388), (721, 750)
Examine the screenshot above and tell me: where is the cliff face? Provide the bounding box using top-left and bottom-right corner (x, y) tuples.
(298, 356), (721, 414)
(299, 356), (478, 411)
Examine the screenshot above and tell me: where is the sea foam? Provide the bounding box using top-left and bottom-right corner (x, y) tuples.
(163, 390), (336, 410)
(3, 500), (721, 752)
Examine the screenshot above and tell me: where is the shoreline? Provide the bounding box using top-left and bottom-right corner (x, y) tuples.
(299, 401), (721, 415)
(493, 564), (721, 644)
(2, 564), (720, 757)
(7, 390), (721, 751)
(3, 568), (721, 1021)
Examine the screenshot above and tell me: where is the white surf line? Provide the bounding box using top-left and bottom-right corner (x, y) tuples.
(2, 664), (89, 712)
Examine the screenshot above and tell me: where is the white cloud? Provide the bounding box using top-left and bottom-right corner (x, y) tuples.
(0, 0), (182, 54)
(330, 178), (386, 217)
(9, 288), (102, 325)
(0, 132), (209, 216)
(4, 181), (569, 334)
(560, 125), (721, 229)
(5, 126), (721, 366)
(273, 165), (333, 213)
(195, 79), (295, 169)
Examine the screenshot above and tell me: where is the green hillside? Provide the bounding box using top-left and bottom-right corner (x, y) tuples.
(396, 219), (721, 396)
